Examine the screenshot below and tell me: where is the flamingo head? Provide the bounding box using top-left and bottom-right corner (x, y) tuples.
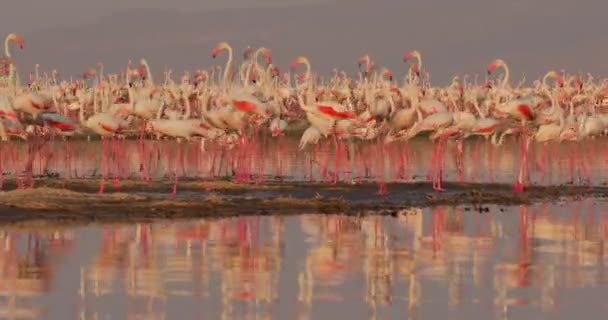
(357, 55), (370, 69)
(410, 63), (420, 77)
(402, 50), (420, 62)
(290, 56), (309, 70)
(271, 66), (280, 78)
(487, 59), (505, 74)
(135, 65), (146, 78)
(7, 33), (24, 49)
(556, 74), (565, 88)
(546, 71), (565, 87)
(82, 68), (96, 79)
(243, 46), (254, 60)
(382, 68), (393, 81)
(212, 42), (230, 58)
(257, 48), (272, 65)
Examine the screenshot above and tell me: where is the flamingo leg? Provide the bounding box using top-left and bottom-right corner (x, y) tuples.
(513, 128), (530, 193)
(98, 137), (107, 194)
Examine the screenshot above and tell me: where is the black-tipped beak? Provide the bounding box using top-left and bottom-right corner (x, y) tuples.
(389, 76), (393, 81)
(212, 54), (217, 59)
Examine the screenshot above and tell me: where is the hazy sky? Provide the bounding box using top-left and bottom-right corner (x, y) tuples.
(2, 0), (607, 83)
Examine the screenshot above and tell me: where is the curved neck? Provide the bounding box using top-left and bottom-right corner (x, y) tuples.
(547, 88), (563, 127)
(240, 63), (248, 86)
(407, 67), (412, 86)
(222, 46), (233, 88)
(127, 86), (135, 112)
(501, 63), (510, 89)
(182, 90), (192, 119)
(244, 62), (253, 87)
(79, 102), (86, 124)
(199, 89), (210, 117)
(142, 60), (154, 86)
(541, 72), (552, 89)
(98, 64), (104, 84)
(4, 36), (11, 58)
(304, 61), (311, 82)
(253, 48), (264, 71)
(416, 56), (423, 75)
(5, 37), (15, 86)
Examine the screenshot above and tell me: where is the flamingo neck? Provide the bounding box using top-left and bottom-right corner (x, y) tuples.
(223, 46), (233, 89)
(416, 56), (423, 75)
(4, 37), (11, 58)
(142, 60), (154, 86)
(183, 90), (192, 120)
(501, 63), (510, 89)
(4, 37), (16, 86)
(78, 102), (87, 125)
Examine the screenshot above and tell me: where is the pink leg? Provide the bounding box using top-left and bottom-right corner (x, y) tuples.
(456, 139), (464, 182)
(112, 137), (120, 189)
(433, 139), (446, 192)
(376, 138), (388, 195)
(98, 137), (107, 194)
(332, 135), (340, 184)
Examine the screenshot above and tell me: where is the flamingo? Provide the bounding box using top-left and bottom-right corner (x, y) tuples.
(3, 33), (23, 86)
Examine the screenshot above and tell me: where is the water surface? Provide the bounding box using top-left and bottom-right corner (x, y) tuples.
(2, 200), (608, 319)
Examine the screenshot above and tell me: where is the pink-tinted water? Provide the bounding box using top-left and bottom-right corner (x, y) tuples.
(0, 136), (604, 187)
(1, 200), (608, 319)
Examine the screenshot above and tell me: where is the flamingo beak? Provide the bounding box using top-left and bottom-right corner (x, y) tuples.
(212, 48), (219, 59)
(290, 60), (299, 70)
(487, 62), (497, 75)
(403, 51), (415, 62)
(15, 37), (24, 49)
(243, 48), (253, 59)
(383, 70), (393, 81)
(357, 58), (366, 68)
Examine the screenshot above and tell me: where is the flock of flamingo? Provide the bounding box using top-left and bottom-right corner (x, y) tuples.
(1, 32), (608, 195)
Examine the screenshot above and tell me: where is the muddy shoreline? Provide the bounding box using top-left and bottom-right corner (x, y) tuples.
(0, 178), (605, 226)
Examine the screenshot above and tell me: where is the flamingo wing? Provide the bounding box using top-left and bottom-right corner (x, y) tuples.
(317, 105), (355, 119)
(517, 103), (534, 120)
(233, 99), (258, 113)
(39, 112), (78, 131)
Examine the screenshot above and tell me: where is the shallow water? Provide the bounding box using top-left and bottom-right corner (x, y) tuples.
(2, 200), (608, 319)
(0, 136), (605, 188)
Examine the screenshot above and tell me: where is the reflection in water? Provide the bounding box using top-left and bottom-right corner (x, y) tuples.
(1, 201), (608, 319)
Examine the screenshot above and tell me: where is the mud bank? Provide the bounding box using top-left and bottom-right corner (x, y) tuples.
(0, 178), (605, 225)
